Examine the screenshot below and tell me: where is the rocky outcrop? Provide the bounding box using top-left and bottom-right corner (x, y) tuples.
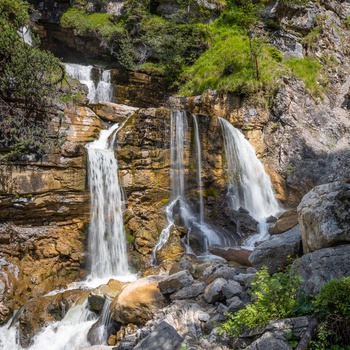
(292, 244), (350, 295)
(297, 181), (350, 253)
(0, 104), (104, 323)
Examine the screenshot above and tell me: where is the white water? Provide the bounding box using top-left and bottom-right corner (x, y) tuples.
(192, 115), (204, 223)
(219, 118), (280, 246)
(18, 26), (33, 46)
(153, 111), (226, 263)
(86, 123), (130, 281)
(65, 63), (114, 103)
(0, 301), (96, 350)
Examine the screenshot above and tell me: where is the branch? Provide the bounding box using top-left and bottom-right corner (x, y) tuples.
(295, 316), (319, 350)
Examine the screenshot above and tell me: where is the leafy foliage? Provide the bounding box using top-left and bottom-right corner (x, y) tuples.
(0, 0), (65, 160)
(220, 266), (303, 337)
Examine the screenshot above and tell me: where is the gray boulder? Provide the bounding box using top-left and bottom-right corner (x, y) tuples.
(298, 181), (350, 253)
(158, 270), (194, 295)
(222, 280), (243, 299)
(132, 321), (183, 350)
(248, 226), (302, 273)
(204, 278), (227, 304)
(244, 332), (293, 350)
(292, 244), (350, 294)
(170, 282), (206, 300)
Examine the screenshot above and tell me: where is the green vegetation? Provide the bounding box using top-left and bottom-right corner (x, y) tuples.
(220, 268), (350, 349)
(285, 57), (325, 95)
(220, 266), (302, 337)
(60, 0), (323, 99)
(0, 0), (66, 160)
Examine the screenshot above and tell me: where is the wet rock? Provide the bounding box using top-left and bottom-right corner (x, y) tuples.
(269, 209), (298, 235)
(133, 321), (183, 350)
(204, 278), (227, 304)
(292, 245), (350, 294)
(298, 181), (350, 253)
(208, 245), (252, 267)
(158, 270), (194, 295)
(18, 289), (89, 347)
(111, 276), (168, 325)
(249, 226), (302, 274)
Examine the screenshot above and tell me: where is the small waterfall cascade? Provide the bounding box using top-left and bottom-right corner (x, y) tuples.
(96, 299), (113, 344)
(86, 123), (130, 282)
(153, 111), (225, 264)
(0, 300), (96, 350)
(65, 63), (114, 103)
(18, 26), (33, 46)
(192, 115), (204, 223)
(219, 117), (280, 246)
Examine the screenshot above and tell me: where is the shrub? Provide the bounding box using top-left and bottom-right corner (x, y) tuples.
(220, 266), (303, 337)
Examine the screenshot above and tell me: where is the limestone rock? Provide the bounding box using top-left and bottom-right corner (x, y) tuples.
(298, 181), (350, 253)
(222, 280), (243, 299)
(90, 102), (139, 122)
(170, 282), (206, 300)
(292, 245), (350, 294)
(110, 276), (168, 325)
(244, 332), (293, 350)
(133, 321), (183, 350)
(249, 226), (302, 274)
(204, 278), (227, 304)
(158, 270), (194, 295)
(269, 209), (298, 235)
(208, 245), (252, 267)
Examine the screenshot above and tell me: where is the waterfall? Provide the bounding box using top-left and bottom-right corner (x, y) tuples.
(153, 111), (227, 264)
(192, 115), (204, 223)
(18, 26), (33, 46)
(219, 117), (280, 246)
(65, 63), (114, 103)
(86, 123), (130, 282)
(96, 298), (113, 344)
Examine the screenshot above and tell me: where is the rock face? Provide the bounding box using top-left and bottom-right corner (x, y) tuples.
(297, 181), (350, 253)
(0, 104), (104, 323)
(292, 245), (350, 295)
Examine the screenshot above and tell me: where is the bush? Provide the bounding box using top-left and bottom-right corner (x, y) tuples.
(220, 266), (303, 337)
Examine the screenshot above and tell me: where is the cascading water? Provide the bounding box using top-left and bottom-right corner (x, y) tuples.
(18, 26), (33, 46)
(65, 63), (114, 103)
(86, 123), (130, 282)
(192, 115), (204, 223)
(153, 112), (227, 264)
(219, 117), (280, 247)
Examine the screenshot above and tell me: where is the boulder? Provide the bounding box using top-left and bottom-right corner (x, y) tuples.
(244, 332), (293, 350)
(158, 270), (194, 295)
(269, 209), (298, 235)
(133, 321), (183, 350)
(292, 245), (350, 294)
(204, 278), (227, 304)
(222, 280), (243, 299)
(200, 261), (237, 283)
(208, 245), (252, 267)
(110, 276), (168, 325)
(298, 182), (350, 253)
(170, 282), (206, 300)
(248, 226), (302, 274)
